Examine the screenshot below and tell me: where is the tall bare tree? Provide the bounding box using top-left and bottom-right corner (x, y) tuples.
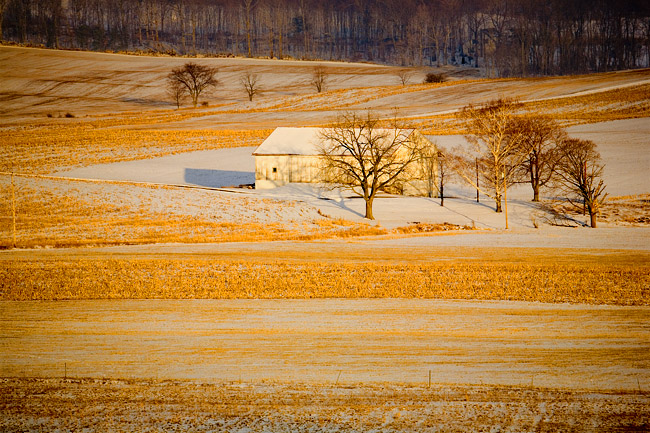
(416, 140), (440, 199)
(318, 112), (424, 220)
(167, 62), (218, 108)
(437, 149), (452, 207)
(453, 99), (526, 212)
(556, 138), (607, 228)
(0, 0), (10, 39)
(513, 115), (566, 201)
(240, 72), (262, 101)
(310, 65), (328, 93)
(242, 0), (259, 58)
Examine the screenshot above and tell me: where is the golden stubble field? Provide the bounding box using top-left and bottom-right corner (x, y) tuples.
(2, 297), (649, 431)
(1, 47), (649, 431)
(2, 378), (647, 432)
(1, 244), (649, 305)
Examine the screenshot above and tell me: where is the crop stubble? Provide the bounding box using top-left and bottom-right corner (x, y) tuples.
(1, 378), (647, 432)
(1, 248), (648, 305)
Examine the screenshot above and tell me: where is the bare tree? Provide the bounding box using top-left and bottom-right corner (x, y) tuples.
(396, 69), (414, 85)
(318, 112), (424, 220)
(240, 72), (262, 101)
(453, 99), (526, 212)
(311, 65), (328, 93)
(437, 149), (453, 207)
(513, 115), (566, 201)
(166, 79), (187, 108)
(0, 0), (10, 39)
(167, 62), (218, 108)
(556, 138), (607, 228)
(242, 0), (259, 58)
(416, 141), (440, 199)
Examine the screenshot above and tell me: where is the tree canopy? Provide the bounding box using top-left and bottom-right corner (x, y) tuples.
(318, 112), (425, 220)
(167, 62), (218, 107)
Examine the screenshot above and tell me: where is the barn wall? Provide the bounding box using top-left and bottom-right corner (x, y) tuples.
(255, 155), (323, 189)
(254, 130), (440, 195)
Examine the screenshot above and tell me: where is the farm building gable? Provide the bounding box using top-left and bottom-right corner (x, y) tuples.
(252, 127), (322, 156)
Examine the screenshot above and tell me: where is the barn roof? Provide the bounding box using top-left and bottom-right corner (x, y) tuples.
(252, 127), (421, 156)
(252, 127), (323, 156)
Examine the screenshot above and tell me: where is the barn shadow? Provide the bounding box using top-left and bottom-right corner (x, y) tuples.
(184, 168), (254, 188)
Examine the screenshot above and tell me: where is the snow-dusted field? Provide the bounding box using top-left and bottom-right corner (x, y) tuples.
(3, 298), (648, 391)
(56, 118), (650, 241)
(2, 46), (649, 432)
(2, 298), (649, 431)
(4, 377), (648, 432)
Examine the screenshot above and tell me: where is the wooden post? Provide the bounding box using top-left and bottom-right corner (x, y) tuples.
(475, 158), (479, 202)
(11, 172), (16, 248)
(503, 163), (509, 230)
(428, 369), (431, 388)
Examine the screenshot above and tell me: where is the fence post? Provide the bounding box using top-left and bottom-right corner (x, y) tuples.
(11, 172), (16, 248)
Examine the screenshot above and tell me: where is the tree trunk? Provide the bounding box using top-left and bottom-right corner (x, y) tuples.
(495, 196), (502, 213)
(364, 197), (374, 220)
(531, 165), (539, 201)
(590, 211), (597, 228)
(440, 173), (444, 207)
(246, 12), (252, 57)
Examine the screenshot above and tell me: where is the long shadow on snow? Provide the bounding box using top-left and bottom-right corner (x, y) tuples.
(184, 168), (254, 188)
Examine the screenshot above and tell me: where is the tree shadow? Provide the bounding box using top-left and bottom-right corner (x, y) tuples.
(424, 197), (500, 229)
(184, 168), (254, 188)
(312, 185), (366, 219)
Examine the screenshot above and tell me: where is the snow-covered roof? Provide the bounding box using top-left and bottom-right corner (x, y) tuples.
(253, 127), (323, 156)
(253, 127), (422, 156)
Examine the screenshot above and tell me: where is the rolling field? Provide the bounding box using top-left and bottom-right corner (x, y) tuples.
(1, 46), (649, 431)
(2, 298), (649, 431)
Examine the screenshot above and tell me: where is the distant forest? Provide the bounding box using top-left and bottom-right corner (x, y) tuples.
(2, 0), (649, 76)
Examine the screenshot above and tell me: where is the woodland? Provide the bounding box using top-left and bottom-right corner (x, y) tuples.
(1, 0), (649, 76)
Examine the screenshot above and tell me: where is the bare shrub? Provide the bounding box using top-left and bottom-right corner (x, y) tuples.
(424, 72), (446, 83)
(311, 65), (328, 93)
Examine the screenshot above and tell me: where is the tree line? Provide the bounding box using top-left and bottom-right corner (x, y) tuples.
(320, 104), (607, 227)
(2, 0), (649, 76)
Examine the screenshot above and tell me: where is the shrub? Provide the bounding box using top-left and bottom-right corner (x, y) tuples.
(424, 72), (446, 84)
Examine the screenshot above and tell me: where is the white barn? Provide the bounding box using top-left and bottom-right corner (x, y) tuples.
(252, 127), (439, 196)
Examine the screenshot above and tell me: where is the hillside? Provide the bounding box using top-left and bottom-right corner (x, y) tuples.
(0, 46), (649, 249)
(2, 46), (649, 128)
